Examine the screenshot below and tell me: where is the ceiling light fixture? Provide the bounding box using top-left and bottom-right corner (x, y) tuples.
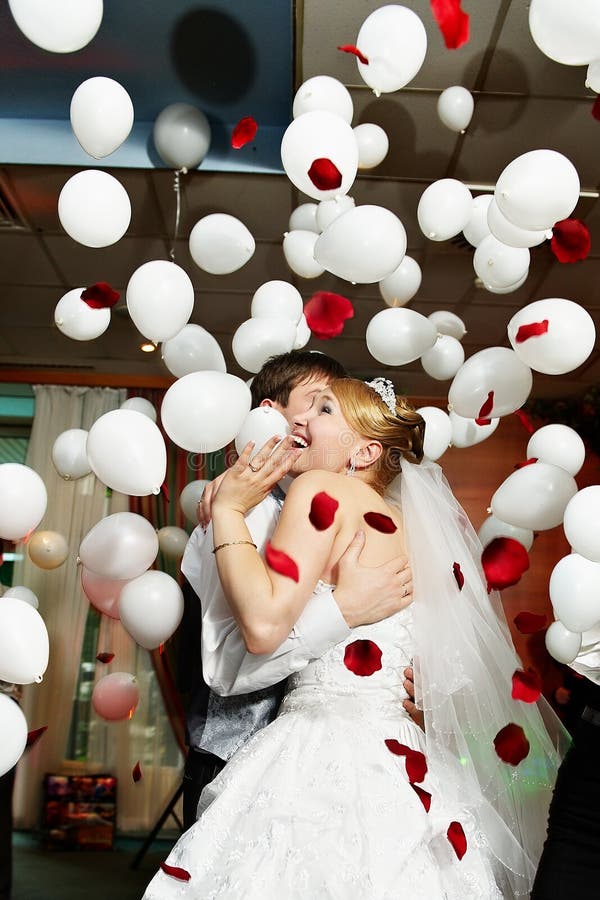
(140, 342), (156, 353)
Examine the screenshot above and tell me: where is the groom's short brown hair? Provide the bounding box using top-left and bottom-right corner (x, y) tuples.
(250, 351), (348, 409)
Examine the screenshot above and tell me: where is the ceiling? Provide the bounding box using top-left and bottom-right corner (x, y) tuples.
(0, 0), (598, 400)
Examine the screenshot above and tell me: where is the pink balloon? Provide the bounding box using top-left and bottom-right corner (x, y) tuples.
(81, 567), (128, 619)
(92, 672), (139, 721)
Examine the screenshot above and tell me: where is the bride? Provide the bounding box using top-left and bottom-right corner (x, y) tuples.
(144, 377), (566, 899)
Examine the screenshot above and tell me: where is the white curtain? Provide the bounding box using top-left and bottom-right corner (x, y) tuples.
(13, 385), (183, 833)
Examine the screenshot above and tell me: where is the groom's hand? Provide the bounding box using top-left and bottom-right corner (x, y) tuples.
(403, 666), (425, 731)
(333, 530), (413, 629)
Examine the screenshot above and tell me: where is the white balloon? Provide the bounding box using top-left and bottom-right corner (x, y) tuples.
(232, 318), (296, 373)
(315, 205), (407, 284)
(189, 214), (255, 275)
(280, 111), (358, 202)
(527, 424), (585, 476)
(4, 586), (39, 609)
(563, 486), (600, 562)
(545, 620), (582, 665)
(487, 199), (550, 249)
(153, 103), (211, 170)
(79, 512), (159, 580)
(70, 77), (133, 159)
(437, 86), (474, 133)
(157, 526), (189, 560)
(0, 597), (49, 684)
(52, 428), (91, 480)
(0, 464), (47, 541)
(251, 281), (303, 323)
(355, 5), (427, 95)
(315, 196), (355, 233)
(294, 314), (312, 349)
(448, 348), (532, 418)
(28, 530), (69, 570)
(473, 236), (530, 290)
(54, 288), (111, 341)
(366, 308), (437, 366)
(477, 515), (534, 552)
(586, 59), (600, 92)
(87, 410), (166, 497)
(550, 553), (600, 632)
(417, 179), (473, 241)
(495, 149), (580, 230)
(180, 480), (210, 524)
(58, 170), (131, 248)
(120, 397), (157, 421)
(449, 410), (500, 448)
(126, 260), (194, 343)
(292, 76), (353, 123)
(491, 462), (578, 531)
(8, 0), (102, 53)
(462, 194), (493, 247)
(427, 310), (467, 340)
(482, 271), (529, 294)
(417, 407), (452, 461)
(161, 325), (226, 378)
(289, 203), (320, 233)
(379, 256), (422, 306)
(282, 230), (325, 279)
(235, 406), (290, 459)
(354, 123), (389, 169)
(119, 571), (184, 650)
(508, 298), (596, 375)
(529, 0), (600, 65)
(162, 371), (252, 453)
(0, 693), (27, 778)
(421, 334), (465, 380)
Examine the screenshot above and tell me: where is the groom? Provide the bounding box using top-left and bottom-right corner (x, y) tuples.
(179, 350), (415, 827)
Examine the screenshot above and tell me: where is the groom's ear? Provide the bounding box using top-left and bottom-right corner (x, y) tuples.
(259, 398), (275, 408)
(356, 440), (383, 469)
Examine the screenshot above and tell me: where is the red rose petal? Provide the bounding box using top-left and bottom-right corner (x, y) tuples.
(447, 821), (467, 860)
(478, 391), (494, 420)
(337, 44), (369, 65)
(80, 282), (120, 309)
(513, 611), (547, 634)
(231, 116), (258, 150)
(309, 491), (339, 530)
(511, 668), (542, 704)
(514, 409), (535, 434)
(132, 761), (142, 783)
(265, 541), (299, 582)
(550, 218), (591, 263)
(475, 417), (492, 426)
(515, 320), (549, 343)
(430, 0), (470, 49)
(304, 291), (354, 340)
(96, 652), (115, 664)
(344, 639), (382, 676)
(384, 740), (428, 783)
(160, 862), (191, 882)
(26, 726), (48, 748)
(493, 722), (530, 765)
(514, 457), (538, 469)
(593, 96), (600, 121)
(160, 481), (170, 502)
(363, 512), (397, 534)
(453, 561), (464, 591)
(482, 537), (529, 592)
(411, 783), (432, 812)
(307, 158), (342, 191)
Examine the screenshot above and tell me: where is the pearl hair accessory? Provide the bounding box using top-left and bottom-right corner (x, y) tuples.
(365, 377), (397, 415)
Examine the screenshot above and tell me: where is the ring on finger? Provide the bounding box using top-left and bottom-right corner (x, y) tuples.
(248, 461), (261, 473)
(402, 587), (409, 598)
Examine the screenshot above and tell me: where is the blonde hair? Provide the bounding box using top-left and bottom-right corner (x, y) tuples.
(330, 378), (425, 494)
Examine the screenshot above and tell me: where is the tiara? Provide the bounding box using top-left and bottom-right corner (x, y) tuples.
(365, 377), (396, 415)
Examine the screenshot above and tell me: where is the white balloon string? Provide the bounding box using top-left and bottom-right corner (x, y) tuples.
(169, 168), (185, 262)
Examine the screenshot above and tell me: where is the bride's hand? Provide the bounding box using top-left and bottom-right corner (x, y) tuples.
(212, 436), (302, 516)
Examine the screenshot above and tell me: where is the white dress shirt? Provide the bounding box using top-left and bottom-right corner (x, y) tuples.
(181, 491), (350, 697)
(571, 626), (600, 685)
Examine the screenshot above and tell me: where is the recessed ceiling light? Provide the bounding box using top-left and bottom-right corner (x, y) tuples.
(140, 342), (156, 353)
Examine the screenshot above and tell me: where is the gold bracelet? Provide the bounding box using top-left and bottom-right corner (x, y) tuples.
(212, 540), (257, 554)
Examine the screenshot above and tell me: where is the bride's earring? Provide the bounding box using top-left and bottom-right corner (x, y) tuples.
(346, 455), (356, 476)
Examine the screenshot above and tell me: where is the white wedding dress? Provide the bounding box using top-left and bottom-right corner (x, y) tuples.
(144, 582), (502, 900)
